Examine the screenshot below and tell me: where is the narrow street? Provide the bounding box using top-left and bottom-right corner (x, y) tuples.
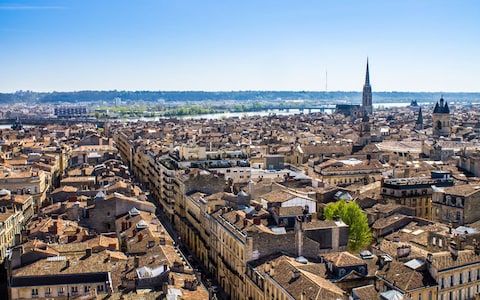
(143, 189), (225, 299)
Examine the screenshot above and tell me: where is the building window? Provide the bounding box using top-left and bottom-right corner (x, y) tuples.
(84, 286), (91, 293)
(32, 289), (38, 297)
(71, 286), (78, 295)
(58, 287), (64, 295)
(45, 287), (51, 296)
(432, 237), (436, 246)
(97, 284), (104, 292)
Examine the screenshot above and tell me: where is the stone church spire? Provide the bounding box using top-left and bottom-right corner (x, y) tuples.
(365, 58), (370, 86)
(415, 106), (424, 130)
(362, 59), (373, 115)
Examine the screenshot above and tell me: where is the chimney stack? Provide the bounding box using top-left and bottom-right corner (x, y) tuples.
(134, 256), (139, 268)
(291, 269), (300, 281)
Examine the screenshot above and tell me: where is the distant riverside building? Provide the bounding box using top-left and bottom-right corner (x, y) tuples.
(362, 59), (373, 115)
(54, 106), (88, 118)
(432, 97), (451, 138)
(334, 104), (361, 117)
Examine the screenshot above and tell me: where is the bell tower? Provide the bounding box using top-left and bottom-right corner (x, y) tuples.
(432, 97), (451, 138)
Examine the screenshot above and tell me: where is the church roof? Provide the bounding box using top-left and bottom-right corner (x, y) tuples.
(416, 107), (423, 124)
(433, 97), (450, 114)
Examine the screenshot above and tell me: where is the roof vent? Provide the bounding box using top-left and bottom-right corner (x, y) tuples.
(295, 256), (308, 264)
(136, 220), (148, 229)
(129, 207), (140, 217)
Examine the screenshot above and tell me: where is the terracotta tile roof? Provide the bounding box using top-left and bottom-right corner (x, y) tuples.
(430, 249), (480, 271)
(352, 284), (381, 300)
(371, 214), (410, 230)
(277, 206), (304, 216)
(11, 250), (125, 291)
(260, 189), (297, 203)
(86, 235), (119, 251)
(51, 185), (79, 193)
(321, 251), (365, 267)
(322, 159), (383, 173)
(264, 256), (346, 300)
(378, 240), (428, 260)
(260, 189), (311, 203)
(440, 184), (480, 197)
(376, 260), (436, 292)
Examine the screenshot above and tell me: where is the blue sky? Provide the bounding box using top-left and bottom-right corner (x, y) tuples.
(0, 0), (479, 92)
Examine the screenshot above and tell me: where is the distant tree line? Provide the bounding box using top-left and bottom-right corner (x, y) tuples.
(1, 90), (479, 104)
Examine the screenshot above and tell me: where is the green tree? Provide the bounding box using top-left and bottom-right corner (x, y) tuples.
(323, 200), (372, 252)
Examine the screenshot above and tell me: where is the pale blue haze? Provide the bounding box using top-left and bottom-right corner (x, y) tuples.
(0, 0), (479, 92)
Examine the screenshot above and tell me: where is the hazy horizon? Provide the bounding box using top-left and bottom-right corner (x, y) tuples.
(4, 90), (480, 94)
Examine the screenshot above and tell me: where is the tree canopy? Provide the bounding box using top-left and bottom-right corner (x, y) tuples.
(323, 200), (372, 252)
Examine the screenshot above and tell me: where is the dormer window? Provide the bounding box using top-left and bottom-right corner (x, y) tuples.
(359, 266), (366, 275)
